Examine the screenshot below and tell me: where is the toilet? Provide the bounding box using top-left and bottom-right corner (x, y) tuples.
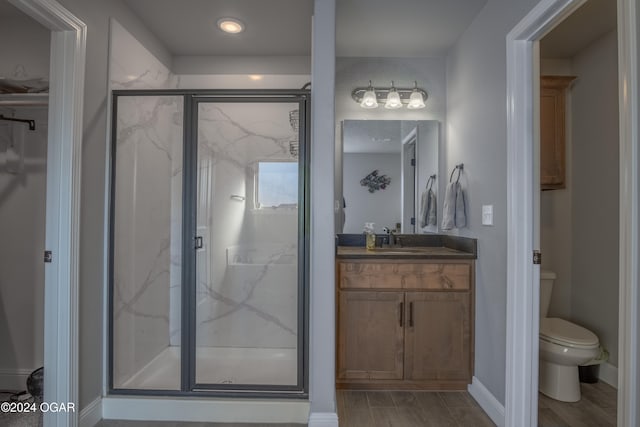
(539, 270), (600, 402)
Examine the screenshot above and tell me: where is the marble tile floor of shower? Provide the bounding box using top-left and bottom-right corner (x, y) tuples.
(121, 346), (297, 389)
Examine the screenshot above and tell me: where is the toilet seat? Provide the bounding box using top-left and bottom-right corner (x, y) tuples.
(540, 317), (599, 349)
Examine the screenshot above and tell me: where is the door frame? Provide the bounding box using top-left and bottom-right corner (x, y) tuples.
(401, 127), (418, 233)
(505, 0), (639, 426)
(8, 0), (85, 425)
(107, 90), (310, 398)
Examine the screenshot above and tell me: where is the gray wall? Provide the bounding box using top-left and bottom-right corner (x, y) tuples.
(335, 57), (447, 233)
(0, 10), (49, 78)
(569, 30), (619, 366)
(55, 0), (172, 409)
(445, 0), (542, 404)
(343, 153), (401, 233)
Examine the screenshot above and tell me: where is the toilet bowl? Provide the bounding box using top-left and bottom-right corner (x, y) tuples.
(538, 271), (600, 402)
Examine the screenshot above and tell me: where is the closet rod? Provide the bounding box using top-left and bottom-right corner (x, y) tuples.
(0, 114), (35, 130)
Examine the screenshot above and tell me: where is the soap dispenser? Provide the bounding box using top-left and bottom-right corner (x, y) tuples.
(364, 222), (376, 250)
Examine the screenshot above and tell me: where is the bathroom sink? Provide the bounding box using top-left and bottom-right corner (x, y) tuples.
(368, 247), (433, 254)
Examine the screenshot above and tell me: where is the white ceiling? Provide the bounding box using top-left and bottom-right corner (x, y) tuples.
(540, 0), (617, 59)
(123, 0), (487, 58)
(336, 0), (487, 57)
(123, 0), (313, 56)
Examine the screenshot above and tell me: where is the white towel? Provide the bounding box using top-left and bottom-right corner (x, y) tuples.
(441, 182), (466, 230)
(427, 188), (437, 226)
(421, 188), (437, 228)
(419, 190), (428, 228)
(454, 183), (466, 228)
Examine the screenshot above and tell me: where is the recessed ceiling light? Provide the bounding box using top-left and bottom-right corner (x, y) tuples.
(217, 18), (244, 34)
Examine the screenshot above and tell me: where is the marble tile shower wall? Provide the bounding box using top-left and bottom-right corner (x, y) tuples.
(110, 19), (182, 387)
(195, 102), (299, 349)
(112, 95), (183, 387)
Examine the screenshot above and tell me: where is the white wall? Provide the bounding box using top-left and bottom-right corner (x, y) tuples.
(343, 153), (401, 233)
(569, 30), (619, 366)
(445, 0), (542, 404)
(0, 11), (49, 80)
(335, 57), (447, 233)
(0, 107), (48, 389)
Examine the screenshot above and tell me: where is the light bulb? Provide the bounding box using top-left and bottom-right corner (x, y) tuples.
(218, 18), (245, 34)
(385, 87), (402, 109)
(407, 89), (426, 109)
(360, 81), (378, 108)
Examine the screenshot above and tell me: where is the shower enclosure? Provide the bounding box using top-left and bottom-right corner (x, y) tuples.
(109, 90), (309, 396)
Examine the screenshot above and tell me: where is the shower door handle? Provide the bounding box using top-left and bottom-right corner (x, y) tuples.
(194, 236), (203, 249)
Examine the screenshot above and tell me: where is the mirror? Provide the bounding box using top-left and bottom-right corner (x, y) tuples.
(341, 120), (439, 234)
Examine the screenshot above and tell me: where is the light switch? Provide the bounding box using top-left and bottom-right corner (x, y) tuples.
(482, 205), (493, 226)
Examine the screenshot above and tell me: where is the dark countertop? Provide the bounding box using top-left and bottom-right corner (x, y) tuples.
(336, 245), (476, 260)
(336, 233), (477, 260)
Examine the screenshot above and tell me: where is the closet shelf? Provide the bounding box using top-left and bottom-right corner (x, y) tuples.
(0, 93), (49, 107)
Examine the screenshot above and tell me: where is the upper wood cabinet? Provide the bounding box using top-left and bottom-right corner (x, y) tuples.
(540, 75), (576, 190)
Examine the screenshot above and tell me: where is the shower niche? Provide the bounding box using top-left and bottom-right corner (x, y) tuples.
(109, 90), (309, 397)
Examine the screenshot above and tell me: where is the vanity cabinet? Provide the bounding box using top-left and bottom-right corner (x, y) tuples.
(336, 259), (474, 390)
(540, 75), (576, 190)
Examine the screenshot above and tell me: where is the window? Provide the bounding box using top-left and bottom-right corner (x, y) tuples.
(256, 161), (298, 208)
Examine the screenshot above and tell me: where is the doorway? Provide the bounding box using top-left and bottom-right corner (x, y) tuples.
(505, 0), (639, 426)
(109, 90), (310, 397)
(3, 1), (86, 426)
(537, 1), (619, 423)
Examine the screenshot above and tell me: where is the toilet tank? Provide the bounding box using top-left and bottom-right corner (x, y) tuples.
(540, 270), (556, 318)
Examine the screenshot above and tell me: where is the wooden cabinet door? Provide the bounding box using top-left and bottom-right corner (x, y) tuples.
(540, 76), (575, 190)
(337, 291), (404, 380)
(404, 292), (471, 382)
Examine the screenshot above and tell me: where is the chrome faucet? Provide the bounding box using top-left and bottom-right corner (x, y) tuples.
(389, 231), (403, 247)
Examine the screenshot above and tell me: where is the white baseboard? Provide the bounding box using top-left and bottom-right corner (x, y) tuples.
(598, 362), (618, 389)
(468, 376), (505, 427)
(308, 411), (339, 427)
(79, 397), (102, 427)
(102, 396), (309, 423)
(0, 368), (34, 391)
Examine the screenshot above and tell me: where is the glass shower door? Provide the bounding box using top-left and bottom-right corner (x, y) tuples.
(192, 97), (306, 390)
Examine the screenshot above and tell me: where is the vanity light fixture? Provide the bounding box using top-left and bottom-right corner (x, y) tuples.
(218, 17), (245, 34)
(352, 80), (428, 110)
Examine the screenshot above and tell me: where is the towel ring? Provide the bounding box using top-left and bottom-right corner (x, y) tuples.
(449, 163), (464, 183)
(426, 174), (436, 190)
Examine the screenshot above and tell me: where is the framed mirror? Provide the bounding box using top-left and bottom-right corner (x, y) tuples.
(340, 120), (439, 234)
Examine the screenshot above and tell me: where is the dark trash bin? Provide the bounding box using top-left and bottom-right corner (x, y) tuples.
(578, 364), (599, 383)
